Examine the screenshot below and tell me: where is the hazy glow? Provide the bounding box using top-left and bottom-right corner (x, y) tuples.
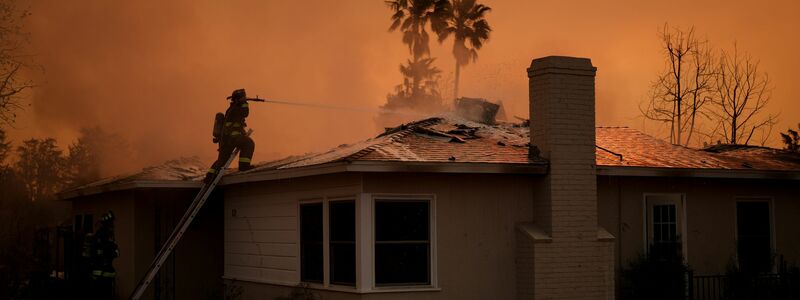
(7, 0), (799, 175)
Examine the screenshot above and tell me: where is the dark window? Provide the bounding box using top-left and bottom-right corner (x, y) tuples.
(375, 200), (430, 286)
(648, 203), (682, 261)
(300, 203), (323, 283)
(74, 215), (83, 233)
(329, 201), (356, 286)
(83, 214), (94, 234)
(737, 201), (771, 273)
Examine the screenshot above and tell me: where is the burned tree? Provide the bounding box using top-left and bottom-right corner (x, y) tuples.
(0, 0), (34, 126)
(641, 25), (715, 146)
(710, 45), (777, 145)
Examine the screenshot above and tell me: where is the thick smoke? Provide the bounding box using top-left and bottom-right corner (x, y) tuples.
(7, 0), (799, 176)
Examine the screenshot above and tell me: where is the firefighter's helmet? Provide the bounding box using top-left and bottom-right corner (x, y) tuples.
(227, 89), (246, 101)
(100, 211), (115, 225)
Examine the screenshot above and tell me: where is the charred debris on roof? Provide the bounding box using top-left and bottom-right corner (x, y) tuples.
(454, 97), (502, 125)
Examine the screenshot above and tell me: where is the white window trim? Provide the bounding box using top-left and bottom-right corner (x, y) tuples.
(370, 194), (438, 292)
(297, 196), (359, 291)
(733, 196), (776, 272)
(642, 193), (688, 262)
(294, 193), (441, 294)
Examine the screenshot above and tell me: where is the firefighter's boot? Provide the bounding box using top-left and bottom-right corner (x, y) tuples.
(239, 162), (254, 172)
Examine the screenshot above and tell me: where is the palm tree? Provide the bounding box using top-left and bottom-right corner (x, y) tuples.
(398, 57), (442, 98)
(386, 0), (449, 61)
(437, 0), (491, 99)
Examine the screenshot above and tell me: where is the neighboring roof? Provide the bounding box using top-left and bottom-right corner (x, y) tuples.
(596, 127), (800, 178)
(63, 115), (800, 199)
(58, 156), (206, 200)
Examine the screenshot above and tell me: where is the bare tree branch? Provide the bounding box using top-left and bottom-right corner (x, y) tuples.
(711, 43), (776, 145)
(641, 24), (715, 146)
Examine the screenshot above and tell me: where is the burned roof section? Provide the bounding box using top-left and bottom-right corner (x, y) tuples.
(241, 115), (542, 174)
(63, 116), (800, 198)
(58, 156), (207, 199)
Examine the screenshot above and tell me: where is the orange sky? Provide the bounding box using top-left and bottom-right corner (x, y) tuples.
(7, 0), (799, 175)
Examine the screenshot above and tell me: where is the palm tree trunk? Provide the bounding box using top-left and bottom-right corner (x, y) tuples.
(454, 63), (461, 100)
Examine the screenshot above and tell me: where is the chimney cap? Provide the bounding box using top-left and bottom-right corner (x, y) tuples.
(527, 56), (596, 78)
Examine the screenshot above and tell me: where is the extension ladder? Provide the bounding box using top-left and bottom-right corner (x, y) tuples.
(129, 130), (251, 300)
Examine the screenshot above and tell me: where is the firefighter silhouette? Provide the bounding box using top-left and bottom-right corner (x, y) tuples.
(82, 211), (118, 299)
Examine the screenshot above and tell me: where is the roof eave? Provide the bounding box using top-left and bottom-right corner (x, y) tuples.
(57, 180), (202, 201)
(221, 160), (548, 185)
(598, 165), (800, 180)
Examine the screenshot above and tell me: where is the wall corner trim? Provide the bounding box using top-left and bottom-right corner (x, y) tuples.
(516, 223), (552, 243)
(597, 226), (615, 242)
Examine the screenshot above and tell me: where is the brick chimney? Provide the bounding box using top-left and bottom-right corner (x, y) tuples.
(516, 56), (614, 299)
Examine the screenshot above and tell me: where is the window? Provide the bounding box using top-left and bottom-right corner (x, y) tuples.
(74, 215), (83, 233)
(375, 200), (430, 286)
(299, 199), (356, 287)
(645, 194), (683, 261)
(82, 214), (94, 234)
(737, 201), (772, 273)
(329, 201), (355, 286)
(300, 203), (323, 283)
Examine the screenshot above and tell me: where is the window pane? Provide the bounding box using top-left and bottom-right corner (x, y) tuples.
(654, 224), (662, 241)
(330, 201), (355, 242)
(737, 201), (771, 273)
(83, 214), (93, 233)
(650, 204), (680, 261)
(300, 203), (323, 283)
(654, 206), (662, 223)
(376, 201), (429, 241)
(74, 215), (83, 233)
(375, 200), (431, 286)
(330, 243), (356, 285)
(375, 243), (430, 285)
(329, 201), (355, 286)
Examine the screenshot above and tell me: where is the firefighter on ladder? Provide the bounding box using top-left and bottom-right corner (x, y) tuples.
(204, 88), (256, 183)
(82, 211), (119, 299)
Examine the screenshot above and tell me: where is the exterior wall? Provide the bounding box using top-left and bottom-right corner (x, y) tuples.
(597, 176), (800, 276)
(363, 173), (536, 300)
(223, 172), (537, 300)
(223, 173), (362, 287)
(132, 189), (224, 300)
(70, 188), (223, 300)
(71, 191), (137, 298)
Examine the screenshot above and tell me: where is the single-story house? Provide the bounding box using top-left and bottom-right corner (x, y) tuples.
(60, 56), (800, 299)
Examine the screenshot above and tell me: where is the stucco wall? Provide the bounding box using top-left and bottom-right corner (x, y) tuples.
(597, 176), (800, 276)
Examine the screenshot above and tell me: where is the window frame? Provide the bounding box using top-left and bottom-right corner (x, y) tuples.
(642, 193), (688, 261)
(298, 199), (324, 285)
(328, 198), (357, 287)
(371, 194), (437, 290)
(733, 197), (775, 272)
(297, 196), (359, 290)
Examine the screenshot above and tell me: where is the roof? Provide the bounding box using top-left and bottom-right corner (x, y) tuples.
(244, 116), (537, 172)
(595, 127), (800, 178)
(62, 115), (800, 199)
(58, 156), (206, 199)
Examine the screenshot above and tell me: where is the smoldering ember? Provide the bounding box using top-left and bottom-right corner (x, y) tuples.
(1, 1), (799, 300)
